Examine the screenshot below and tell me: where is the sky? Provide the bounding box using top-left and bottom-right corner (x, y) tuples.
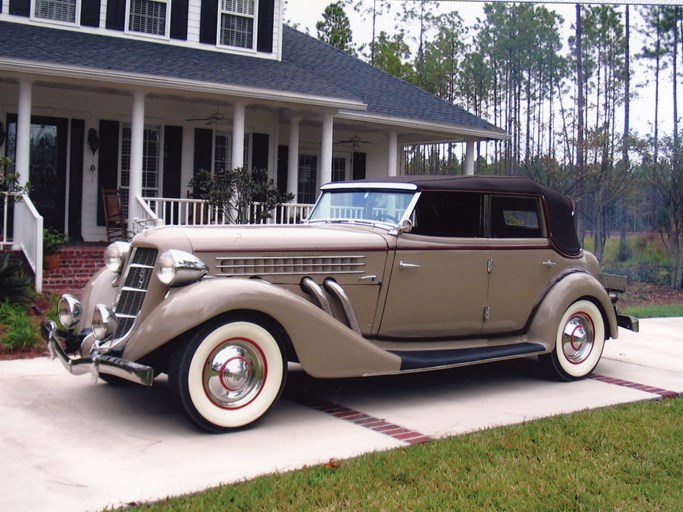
(283, 0), (677, 139)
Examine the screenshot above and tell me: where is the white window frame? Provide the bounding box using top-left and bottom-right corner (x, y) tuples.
(119, 125), (164, 215)
(125, 0), (170, 39)
(31, 0), (81, 26)
(217, 0), (259, 52)
(213, 131), (251, 172)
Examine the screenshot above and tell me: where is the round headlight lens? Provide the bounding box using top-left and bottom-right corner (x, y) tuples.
(104, 241), (131, 274)
(58, 294), (82, 329)
(92, 304), (116, 340)
(156, 250), (208, 286)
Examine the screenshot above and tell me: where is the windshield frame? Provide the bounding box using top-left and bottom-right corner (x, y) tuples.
(304, 183), (420, 231)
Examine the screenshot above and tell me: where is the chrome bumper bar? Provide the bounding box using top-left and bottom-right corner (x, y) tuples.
(43, 321), (154, 386)
(617, 314), (639, 333)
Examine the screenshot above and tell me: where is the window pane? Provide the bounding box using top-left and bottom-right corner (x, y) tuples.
(120, 126), (161, 214)
(34, 0), (76, 23)
(490, 196), (542, 238)
(129, 0), (167, 36)
(298, 155), (317, 205)
(220, 14), (253, 48)
(331, 157), (346, 182)
(222, 0), (255, 16)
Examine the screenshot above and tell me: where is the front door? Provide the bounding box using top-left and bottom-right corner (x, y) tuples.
(7, 115), (69, 232)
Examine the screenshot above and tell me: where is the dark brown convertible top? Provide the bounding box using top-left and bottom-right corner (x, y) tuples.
(342, 175), (582, 257)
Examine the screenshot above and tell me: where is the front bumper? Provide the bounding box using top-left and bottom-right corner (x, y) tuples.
(42, 320), (154, 386)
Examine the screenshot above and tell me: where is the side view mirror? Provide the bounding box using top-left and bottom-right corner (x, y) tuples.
(390, 218), (413, 236)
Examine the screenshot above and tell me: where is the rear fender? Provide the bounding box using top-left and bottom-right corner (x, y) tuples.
(122, 278), (402, 378)
(527, 271), (618, 349)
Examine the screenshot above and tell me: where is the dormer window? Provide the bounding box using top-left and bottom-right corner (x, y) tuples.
(220, 0), (255, 49)
(34, 0), (79, 24)
(128, 0), (169, 37)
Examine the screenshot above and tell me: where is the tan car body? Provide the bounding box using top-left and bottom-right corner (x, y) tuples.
(46, 175), (636, 431)
(73, 223), (617, 378)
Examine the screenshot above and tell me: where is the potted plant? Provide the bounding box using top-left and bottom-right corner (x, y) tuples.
(43, 228), (68, 270)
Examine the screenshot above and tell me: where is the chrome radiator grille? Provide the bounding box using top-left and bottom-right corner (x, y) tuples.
(215, 255), (366, 277)
(114, 248), (158, 339)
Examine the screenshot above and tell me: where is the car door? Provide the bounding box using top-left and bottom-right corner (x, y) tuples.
(482, 194), (558, 334)
(378, 191), (490, 339)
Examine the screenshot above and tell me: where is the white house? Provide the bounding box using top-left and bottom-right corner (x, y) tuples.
(0, 0), (505, 257)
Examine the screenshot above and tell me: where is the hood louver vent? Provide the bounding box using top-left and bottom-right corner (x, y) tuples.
(215, 255), (366, 277)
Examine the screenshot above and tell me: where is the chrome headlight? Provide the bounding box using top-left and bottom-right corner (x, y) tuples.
(156, 250), (208, 286)
(58, 294), (82, 329)
(92, 304), (116, 340)
(104, 241), (131, 274)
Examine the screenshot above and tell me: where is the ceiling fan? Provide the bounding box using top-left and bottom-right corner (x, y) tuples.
(334, 132), (372, 149)
(186, 108), (226, 125)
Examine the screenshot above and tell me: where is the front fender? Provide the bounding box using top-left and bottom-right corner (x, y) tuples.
(122, 278), (402, 378)
(77, 266), (117, 332)
(527, 270), (619, 350)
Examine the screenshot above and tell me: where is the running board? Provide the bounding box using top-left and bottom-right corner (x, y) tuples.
(391, 342), (546, 371)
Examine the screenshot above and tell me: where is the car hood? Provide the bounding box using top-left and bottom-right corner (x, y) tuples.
(133, 223), (391, 253)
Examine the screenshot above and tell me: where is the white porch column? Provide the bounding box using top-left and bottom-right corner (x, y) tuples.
(232, 101), (246, 170)
(12, 79), (34, 252)
(387, 130), (398, 177)
(287, 116), (301, 201)
(319, 112), (334, 186)
(464, 139), (475, 176)
(15, 79), (33, 188)
(128, 91), (146, 226)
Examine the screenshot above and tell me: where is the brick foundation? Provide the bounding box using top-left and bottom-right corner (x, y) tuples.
(43, 243), (107, 296)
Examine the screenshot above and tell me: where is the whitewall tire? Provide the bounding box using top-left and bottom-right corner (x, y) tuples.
(542, 300), (606, 381)
(170, 316), (287, 432)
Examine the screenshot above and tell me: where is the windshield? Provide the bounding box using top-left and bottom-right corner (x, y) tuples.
(306, 189), (417, 225)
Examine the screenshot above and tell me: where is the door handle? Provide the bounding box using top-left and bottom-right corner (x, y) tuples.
(399, 260), (421, 270)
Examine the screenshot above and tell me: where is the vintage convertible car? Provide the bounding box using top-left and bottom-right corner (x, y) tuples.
(44, 175), (638, 432)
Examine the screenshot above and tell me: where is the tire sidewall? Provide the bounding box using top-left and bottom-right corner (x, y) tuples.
(552, 300), (605, 381)
(172, 317), (286, 432)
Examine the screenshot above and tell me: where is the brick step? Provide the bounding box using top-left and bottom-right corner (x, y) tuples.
(43, 244), (107, 295)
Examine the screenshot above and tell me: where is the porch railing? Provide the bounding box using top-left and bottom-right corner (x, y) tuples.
(12, 194), (43, 292)
(1, 192), (12, 248)
(140, 196), (314, 228)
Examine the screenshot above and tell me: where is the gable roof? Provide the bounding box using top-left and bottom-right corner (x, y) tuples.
(0, 20), (504, 139)
(282, 26), (503, 138)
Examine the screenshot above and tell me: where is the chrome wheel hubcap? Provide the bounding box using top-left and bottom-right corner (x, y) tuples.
(203, 339), (266, 409)
(561, 313), (595, 364)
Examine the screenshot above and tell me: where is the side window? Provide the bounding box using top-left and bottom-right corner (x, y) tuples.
(490, 195), (543, 238)
(412, 192), (483, 237)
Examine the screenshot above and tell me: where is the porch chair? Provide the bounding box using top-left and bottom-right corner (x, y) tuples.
(101, 188), (127, 241)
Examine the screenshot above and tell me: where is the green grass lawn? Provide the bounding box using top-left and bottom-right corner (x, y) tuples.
(119, 398), (682, 512)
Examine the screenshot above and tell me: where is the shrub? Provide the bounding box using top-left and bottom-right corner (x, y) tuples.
(0, 301), (42, 352)
(0, 253), (34, 304)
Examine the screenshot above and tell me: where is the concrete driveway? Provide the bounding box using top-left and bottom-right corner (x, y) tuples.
(1, 318), (681, 512)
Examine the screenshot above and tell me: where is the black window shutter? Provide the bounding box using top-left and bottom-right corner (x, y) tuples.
(257, 0), (274, 53)
(170, 0), (189, 40)
(251, 133), (269, 172)
(97, 120), (120, 225)
(163, 126), (183, 220)
(199, 0), (218, 45)
(193, 128), (213, 190)
(352, 152), (366, 180)
(80, 0), (101, 27)
(9, 0), (30, 17)
(106, 0), (125, 31)
(277, 145), (288, 196)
